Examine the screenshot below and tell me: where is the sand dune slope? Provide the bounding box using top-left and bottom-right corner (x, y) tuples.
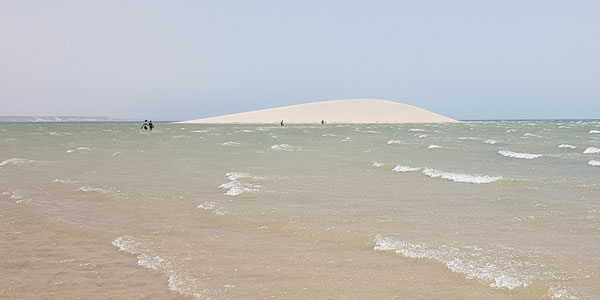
(178, 99), (457, 124)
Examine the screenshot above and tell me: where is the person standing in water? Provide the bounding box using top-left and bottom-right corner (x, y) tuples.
(141, 120), (149, 130)
(149, 120), (154, 131)
(280, 120), (284, 126)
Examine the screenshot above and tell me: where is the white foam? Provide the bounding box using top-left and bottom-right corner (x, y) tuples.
(225, 172), (263, 181)
(77, 186), (108, 193)
(322, 133), (337, 137)
(498, 150), (542, 159)
(409, 128), (426, 132)
(558, 144), (577, 149)
(221, 141), (241, 146)
(219, 172), (263, 196)
(191, 130), (207, 133)
(137, 254), (166, 270)
(112, 236), (138, 253)
(53, 179), (76, 184)
(66, 149), (75, 153)
(48, 132), (60, 136)
(524, 133), (542, 138)
(271, 144), (296, 151)
(392, 165), (420, 172)
(547, 285), (581, 299)
(483, 140), (498, 144)
(583, 147), (600, 154)
(458, 137), (478, 140)
(427, 144), (441, 149)
(112, 152), (122, 157)
(506, 129), (516, 133)
(77, 147), (90, 150)
(423, 168), (502, 184)
(589, 160), (600, 166)
(372, 162), (385, 167)
(0, 158), (37, 166)
(590, 130), (600, 134)
(387, 140), (405, 145)
(374, 235), (529, 290)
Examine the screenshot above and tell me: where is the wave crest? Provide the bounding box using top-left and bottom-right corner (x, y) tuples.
(498, 150), (542, 159)
(423, 168), (502, 184)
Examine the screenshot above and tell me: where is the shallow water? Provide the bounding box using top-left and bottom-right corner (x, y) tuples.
(1, 121), (599, 299)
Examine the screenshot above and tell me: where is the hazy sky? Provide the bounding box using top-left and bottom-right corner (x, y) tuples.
(1, 0), (599, 120)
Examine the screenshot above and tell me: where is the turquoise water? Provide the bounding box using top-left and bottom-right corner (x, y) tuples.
(1, 121), (599, 299)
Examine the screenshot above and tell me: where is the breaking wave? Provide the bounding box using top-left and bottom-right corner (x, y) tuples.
(583, 147), (600, 154)
(422, 168), (502, 184)
(386, 140), (405, 145)
(372, 162), (385, 167)
(558, 144), (577, 149)
(271, 144), (296, 151)
(483, 140), (497, 144)
(590, 130), (600, 134)
(221, 141), (241, 146)
(219, 172), (263, 196)
(427, 144), (441, 149)
(392, 165), (420, 172)
(498, 150), (542, 160)
(374, 235), (530, 289)
(0, 158), (37, 166)
(589, 160), (600, 166)
(77, 186), (109, 193)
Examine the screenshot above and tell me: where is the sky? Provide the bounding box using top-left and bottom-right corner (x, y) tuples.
(1, 0), (599, 121)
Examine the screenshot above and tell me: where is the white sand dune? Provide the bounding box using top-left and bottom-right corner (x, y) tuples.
(177, 99), (457, 124)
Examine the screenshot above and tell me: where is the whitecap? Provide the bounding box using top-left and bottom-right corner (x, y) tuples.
(458, 137), (478, 140)
(423, 168), (502, 184)
(427, 145), (441, 149)
(506, 129), (516, 133)
(0, 158), (37, 166)
(48, 132), (60, 136)
(77, 186), (108, 193)
(523, 133), (542, 138)
(483, 140), (497, 144)
(66, 149), (75, 153)
(590, 130), (600, 134)
(372, 162), (385, 167)
(191, 130), (207, 133)
(221, 141), (241, 146)
(387, 140), (405, 145)
(583, 147), (600, 154)
(498, 150), (542, 159)
(374, 235), (529, 289)
(271, 144), (296, 151)
(409, 128), (426, 132)
(416, 134), (428, 138)
(322, 133), (337, 137)
(219, 172), (263, 196)
(53, 179), (76, 184)
(77, 147), (90, 150)
(392, 165), (420, 172)
(112, 152), (122, 157)
(589, 160), (600, 166)
(558, 144), (577, 149)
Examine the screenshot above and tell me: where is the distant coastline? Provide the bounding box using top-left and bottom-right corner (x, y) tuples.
(177, 99), (458, 124)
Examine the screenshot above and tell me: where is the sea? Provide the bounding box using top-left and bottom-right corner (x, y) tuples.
(1, 121), (599, 299)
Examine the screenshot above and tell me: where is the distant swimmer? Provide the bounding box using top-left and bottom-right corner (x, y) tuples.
(141, 120), (149, 130)
(149, 120), (154, 131)
(280, 120), (284, 126)
(321, 120), (325, 125)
